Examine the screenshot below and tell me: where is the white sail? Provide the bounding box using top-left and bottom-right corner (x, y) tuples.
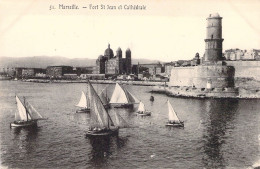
(127, 90), (139, 104)
(88, 81), (113, 129)
(16, 96), (31, 121)
(76, 91), (88, 108)
(114, 110), (129, 128)
(99, 88), (109, 105)
(167, 100), (180, 123)
(25, 101), (43, 120)
(109, 83), (128, 104)
(137, 101), (145, 112)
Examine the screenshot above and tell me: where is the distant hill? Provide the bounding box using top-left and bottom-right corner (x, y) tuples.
(0, 56), (163, 68)
(0, 56), (96, 68)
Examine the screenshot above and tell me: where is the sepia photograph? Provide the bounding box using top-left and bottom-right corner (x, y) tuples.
(0, 0), (260, 168)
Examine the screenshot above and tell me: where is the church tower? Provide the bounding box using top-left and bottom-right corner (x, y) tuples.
(204, 13), (224, 64)
(125, 48), (132, 74)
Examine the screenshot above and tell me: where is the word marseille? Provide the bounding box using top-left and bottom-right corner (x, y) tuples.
(58, 4), (146, 10)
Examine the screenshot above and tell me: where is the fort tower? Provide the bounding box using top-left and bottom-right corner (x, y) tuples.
(204, 13), (224, 63)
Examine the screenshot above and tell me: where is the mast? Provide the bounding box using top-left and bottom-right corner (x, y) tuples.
(106, 86), (108, 102)
(86, 83), (90, 108)
(24, 97), (29, 121)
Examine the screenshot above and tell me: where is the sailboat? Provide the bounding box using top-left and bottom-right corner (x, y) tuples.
(109, 83), (139, 108)
(86, 81), (120, 137)
(165, 100), (184, 127)
(99, 86), (110, 109)
(136, 101), (151, 116)
(76, 91), (90, 113)
(10, 96), (45, 128)
(114, 110), (129, 128)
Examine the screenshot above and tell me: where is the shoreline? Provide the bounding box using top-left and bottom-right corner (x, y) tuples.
(7, 78), (166, 86)
(2, 78), (260, 99)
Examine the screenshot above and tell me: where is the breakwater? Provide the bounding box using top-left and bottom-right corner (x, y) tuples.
(19, 79), (166, 86)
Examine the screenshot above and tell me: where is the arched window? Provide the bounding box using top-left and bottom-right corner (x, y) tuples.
(211, 35), (213, 39)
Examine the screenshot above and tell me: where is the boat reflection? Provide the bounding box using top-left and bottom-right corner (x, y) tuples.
(72, 112), (90, 127)
(10, 127), (40, 159)
(88, 136), (128, 168)
(201, 99), (238, 169)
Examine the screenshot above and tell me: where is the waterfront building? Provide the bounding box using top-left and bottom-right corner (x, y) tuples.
(46, 66), (73, 78)
(95, 44), (132, 75)
(137, 63), (164, 75)
(74, 67), (93, 76)
(0, 67), (16, 77)
(15, 68), (46, 79)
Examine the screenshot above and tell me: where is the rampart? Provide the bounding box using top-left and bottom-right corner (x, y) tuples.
(169, 64), (235, 88)
(226, 61), (260, 80)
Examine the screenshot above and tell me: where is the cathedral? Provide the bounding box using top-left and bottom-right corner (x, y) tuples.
(95, 44), (132, 75)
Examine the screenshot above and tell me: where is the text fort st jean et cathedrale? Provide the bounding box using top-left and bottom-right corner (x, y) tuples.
(50, 4), (147, 10)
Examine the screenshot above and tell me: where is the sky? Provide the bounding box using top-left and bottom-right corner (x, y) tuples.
(0, 0), (259, 62)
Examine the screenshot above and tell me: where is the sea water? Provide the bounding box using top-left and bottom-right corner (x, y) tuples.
(0, 81), (259, 169)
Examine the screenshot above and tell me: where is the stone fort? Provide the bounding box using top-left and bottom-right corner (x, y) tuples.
(168, 13), (238, 97)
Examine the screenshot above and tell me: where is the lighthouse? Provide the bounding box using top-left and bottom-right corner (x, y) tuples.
(204, 13), (224, 63)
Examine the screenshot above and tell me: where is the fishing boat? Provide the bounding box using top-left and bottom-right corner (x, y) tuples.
(136, 101), (151, 116)
(76, 91), (90, 113)
(165, 100), (184, 127)
(109, 83), (139, 108)
(99, 86), (110, 109)
(150, 96), (154, 101)
(10, 96), (45, 128)
(86, 81), (121, 137)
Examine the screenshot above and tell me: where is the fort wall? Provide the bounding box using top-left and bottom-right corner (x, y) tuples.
(169, 67), (194, 86)
(226, 61), (260, 80)
(169, 65), (235, 88)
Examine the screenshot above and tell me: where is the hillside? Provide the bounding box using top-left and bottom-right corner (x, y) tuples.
(0, 56), (163, 68)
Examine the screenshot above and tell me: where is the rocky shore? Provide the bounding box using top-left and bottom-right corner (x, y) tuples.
(151, 78), (260, 99)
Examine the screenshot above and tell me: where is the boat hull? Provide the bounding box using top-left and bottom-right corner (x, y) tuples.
(136, 111), (151, 116)
(76, 108), (90, 113)
(10, 120), (37, 128)
(111, 103), (133, 108)
(150, 96), (154, 101)
(86, 128), (119, 137)
(165, 122), (184, 127)
(103, 104), (111, 109)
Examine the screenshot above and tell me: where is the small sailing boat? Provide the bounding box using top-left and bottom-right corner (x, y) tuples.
(86, 81), (121, 137)
(165, 100), (184, 127)
(136, 101), (151, 116)
(99, 86), (110, 109)
(10, 96), (45, 128)
(150, 96), (154, 102)
(76, 91), (90, 113)
(109, 83), (139, 108)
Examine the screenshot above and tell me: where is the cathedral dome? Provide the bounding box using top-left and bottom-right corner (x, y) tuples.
(104, 44), (114, 59)
(209, 13), (220, 18)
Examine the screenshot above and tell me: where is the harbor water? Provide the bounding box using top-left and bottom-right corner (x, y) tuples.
(0, 81), (260, 168)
